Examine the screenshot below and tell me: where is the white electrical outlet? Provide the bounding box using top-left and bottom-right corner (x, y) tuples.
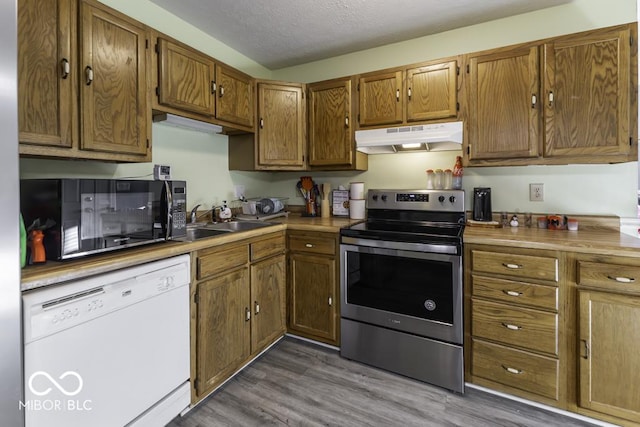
(234, 185), (245, 199)
(530, 183), (544, 201)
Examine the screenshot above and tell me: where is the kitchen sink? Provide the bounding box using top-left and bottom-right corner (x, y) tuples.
(180, 220), (276, 241)
(206, 220), (276, 232)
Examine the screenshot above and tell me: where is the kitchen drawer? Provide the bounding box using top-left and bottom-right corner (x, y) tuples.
(251, 234), (285, 261)
(197, 244), (248, 280)
(289, 234), (336, 256)
(472, 339), (559, 401)
(472, 275), (558, 311)
(472, 299), (558, 355)
(578, 261), (640, 294)
(471, 250), (558, 282)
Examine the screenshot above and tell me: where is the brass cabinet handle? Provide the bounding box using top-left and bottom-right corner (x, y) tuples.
(345, 116), (349, 127)
(61, 58), (70, 79)
(85, 66), (93, 86)
(396, 88), (400, 101)
(503, 263), (523, 269)
(408, 87), (412, 100)
(607, 275), (635, 283)
(219, 85), (225, 97)
(328, 296), (332, 306)
(501, 322), (522, 331)
(211, 81), (216, 94)
(259, 118), (264, 129)
(502, 365), (523, 375)
(305, 243), (314, 248)
(245, 307), (251, 321)
(548, 91), (554, 107)
(254, 301), (260, 315)
(531, 94), (537, 108)
(503, 290), (523, 297)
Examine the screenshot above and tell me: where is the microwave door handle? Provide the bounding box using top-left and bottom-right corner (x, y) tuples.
(164, 181), (173, 239)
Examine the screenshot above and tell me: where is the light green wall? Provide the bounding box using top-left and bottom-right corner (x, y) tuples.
(19, 0), (639, 219)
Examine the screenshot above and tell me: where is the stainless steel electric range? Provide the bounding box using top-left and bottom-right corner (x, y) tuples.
(339, 189), (465, 393)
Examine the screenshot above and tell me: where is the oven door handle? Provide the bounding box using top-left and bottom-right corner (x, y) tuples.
(341, 236), (459, 255)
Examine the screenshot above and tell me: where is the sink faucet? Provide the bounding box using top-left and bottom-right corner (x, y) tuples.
(190, 204), (201, 224)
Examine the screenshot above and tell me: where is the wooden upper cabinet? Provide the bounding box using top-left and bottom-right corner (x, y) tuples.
(157, 38), (215, 117)
(79, 0), (149, 156)
(358, 71), (403, 126)
(308, 78), (355, 167)
(18, 0), (76, 148)
(215, 64), (254, 129)
(543, 26), (633, 160)
(406, 61), (458, 122)
(257, 82), (305, 169)
(467, 46), (541, 161)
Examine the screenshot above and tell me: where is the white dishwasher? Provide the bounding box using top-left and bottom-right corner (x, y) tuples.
(23, 254), (191, 427)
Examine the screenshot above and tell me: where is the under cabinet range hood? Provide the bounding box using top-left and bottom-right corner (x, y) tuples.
(355, 121), (463, 154)
(153, 113), (223, 134)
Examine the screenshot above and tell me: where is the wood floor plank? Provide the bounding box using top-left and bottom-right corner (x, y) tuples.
(168, 337), (598, 427)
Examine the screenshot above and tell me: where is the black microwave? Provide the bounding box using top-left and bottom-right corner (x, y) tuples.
(20, 179), (187, 261)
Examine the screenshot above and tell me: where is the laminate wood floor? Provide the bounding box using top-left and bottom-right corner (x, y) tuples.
(168, 337), (599, 427)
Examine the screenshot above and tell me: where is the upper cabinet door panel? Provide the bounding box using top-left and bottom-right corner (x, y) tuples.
(18, 0), (75, 148)
(157, 38), (215, 117)
(79, 1), (148, 155)
(257, 83), (305, 167)
(407, 61), (458, 122)
(215, 64), (254, 129)
(358, 71), (403, 126)
(308, 79), (353, 166)
(468, 46), (540, 160)
(544, 27), (631, 158)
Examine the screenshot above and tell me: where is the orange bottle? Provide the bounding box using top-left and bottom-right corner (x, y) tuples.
(29, 230), (46, 264)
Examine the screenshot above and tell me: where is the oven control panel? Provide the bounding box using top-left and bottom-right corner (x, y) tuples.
(368, 189), (465, 212)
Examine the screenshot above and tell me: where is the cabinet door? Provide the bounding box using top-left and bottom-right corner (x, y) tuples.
(157, 38), (215, 117)
(215, 64), (254, 129)
(79, 0), (149, 156)
(250, 255), (286, 352)
(308, 79), (353, 167)
(468, 46), (540, 160)
(407, 61), (458, 122)
(257, 83), (305, 168)
(544, 27), (632, 159)
(579, 290), (640, 423)
(358, 71), (403, 126)
(289, 253), (337, 343)
(18, 0), (76, 148)
(195, 267), (250, 397)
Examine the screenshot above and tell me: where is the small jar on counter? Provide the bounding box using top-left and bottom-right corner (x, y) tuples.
(434, 169), (444, 189)
(426, 169), (435, 189)
(444, 169), (453, 189)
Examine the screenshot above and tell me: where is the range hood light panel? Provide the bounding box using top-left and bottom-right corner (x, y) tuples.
(153, 113), (223, 134)
(355, 121), (463, 154)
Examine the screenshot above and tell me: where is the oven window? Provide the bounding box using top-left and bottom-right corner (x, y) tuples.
(346, 251), (454, 324)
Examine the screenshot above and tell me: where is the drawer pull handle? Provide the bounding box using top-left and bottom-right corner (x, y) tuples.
(502, 365), (523, 375)
(607, 275), (635, 283)
(305, 243), (314, 248)
(502, 323), (522, 331)
(504, 290), (522, 297)
(503, 263), (523, 269)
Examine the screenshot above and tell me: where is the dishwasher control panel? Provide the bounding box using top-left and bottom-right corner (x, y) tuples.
(23, 255), (191, 343)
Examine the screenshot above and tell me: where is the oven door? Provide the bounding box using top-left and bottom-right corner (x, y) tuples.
(340, 237), (462, 344)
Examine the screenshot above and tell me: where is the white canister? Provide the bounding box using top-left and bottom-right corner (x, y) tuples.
(349, 199), (366, 219)
(350, 182), (365, 200)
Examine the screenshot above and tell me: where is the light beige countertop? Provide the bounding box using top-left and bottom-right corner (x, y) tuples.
(464, 225), (640, 256)
(20, 214), (361, 292)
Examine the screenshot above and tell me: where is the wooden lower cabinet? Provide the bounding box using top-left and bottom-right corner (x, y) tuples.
(191, 233), (286, 403)
(576, 257), (640, 425)
(287, 231), (339, 346)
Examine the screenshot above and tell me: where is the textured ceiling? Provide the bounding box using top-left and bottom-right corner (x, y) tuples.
(147, 0), (572, 70)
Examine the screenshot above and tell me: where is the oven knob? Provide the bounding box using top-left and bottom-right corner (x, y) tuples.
(381, 194), (387, 201)
(372, 194), (378, 201)
(449, 196), (456, 203)
(438, 195), (445, 203)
